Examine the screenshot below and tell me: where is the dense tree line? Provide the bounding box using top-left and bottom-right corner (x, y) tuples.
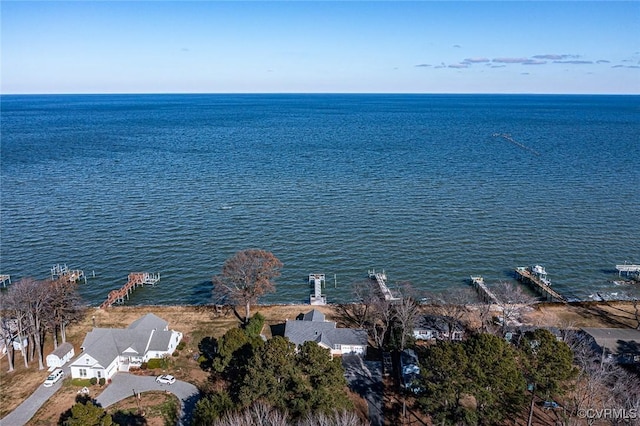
(414, 329), (578, 425)
(0, 277), (85, 371)
(193, 314), (359, 425)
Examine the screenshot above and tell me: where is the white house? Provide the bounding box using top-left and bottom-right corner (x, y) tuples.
(284, 309), (368, 356)
(69, 313), (182, 380)
(46, 342), (75, 370)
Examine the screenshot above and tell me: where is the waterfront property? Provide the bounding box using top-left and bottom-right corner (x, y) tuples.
(413, 315), (465, 341)
(69, 313), (182, 380)
(284, 309), (368, 356)
(581, 327), (640, 364)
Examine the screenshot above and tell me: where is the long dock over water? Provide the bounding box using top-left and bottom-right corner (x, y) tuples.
(515, 266), (566, 303)
(309, 273), (327, 305)
(100, 272), (160, 308)
(470, 276), (501, 305)
(368, 269), (400, 301)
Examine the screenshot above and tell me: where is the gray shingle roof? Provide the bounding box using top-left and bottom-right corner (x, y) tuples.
(78, 314), (175, 367)
(302, 309), (326, 322)
(582, 328), (640, 355)
(128, 313), (168, 331)
(284, 310), (367, 349)
(50, 342), (74, 357)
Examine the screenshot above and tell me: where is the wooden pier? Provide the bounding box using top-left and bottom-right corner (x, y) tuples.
(470, 276), (501, 305)
(100, 272), (160, 309)
(515, 266), (566, 303)
(309, 273), (327, 305)
(51, 264), (87, 284)
(368, 269), (400, 301)
(0, 274), (11, 288)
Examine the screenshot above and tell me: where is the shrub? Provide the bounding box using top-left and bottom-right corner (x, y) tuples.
(89, 377), (97, 386)
(177, 341), (187, 351)
(244, 312), (265, 338)
(172, 351), (179, 357)
(140, 362), (148, 370)
(98, 378), (106, 386)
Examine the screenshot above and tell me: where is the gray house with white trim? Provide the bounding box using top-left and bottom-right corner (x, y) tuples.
(69, 313), (182, 380)
(284, 309), (368, 356)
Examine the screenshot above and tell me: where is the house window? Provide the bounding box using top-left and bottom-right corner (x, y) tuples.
(79, 368), (87, 377)
(96, 371), (102, 379)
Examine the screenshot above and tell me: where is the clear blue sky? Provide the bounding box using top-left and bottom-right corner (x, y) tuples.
(2, 1), (639, 94)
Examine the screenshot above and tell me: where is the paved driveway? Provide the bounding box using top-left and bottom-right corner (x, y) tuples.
(96, 373), (200, 426)
(342, 354), (383, 426)
(0, 366), (70, 426)
(0, 371), (199, 426)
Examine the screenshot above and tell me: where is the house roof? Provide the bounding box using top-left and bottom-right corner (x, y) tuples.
(74, 314), (177, 369)
(284, 310), (367, 349)
(302, 309), (326, 322)
(128, 313), (168, 331)
(415, 315), (464, 333)
(50, 342), (74, 358)
(582, 328), (640, 355)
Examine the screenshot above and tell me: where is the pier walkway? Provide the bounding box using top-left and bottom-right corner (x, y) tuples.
(616, 264), (640, 277)
(368, 270), (400, 301)
(470, 276), (501, 305)
(0, 274), (11, 288)
(51, 264), (87, 284)
(515, 266), (566, 303)
(309, 273), (327, 305)
(100, 272), (160, 308)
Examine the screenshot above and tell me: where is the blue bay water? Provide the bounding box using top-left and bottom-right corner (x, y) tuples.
(1, 94), (639, 305)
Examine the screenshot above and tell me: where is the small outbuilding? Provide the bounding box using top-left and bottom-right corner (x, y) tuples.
(46, 342), (75, 370)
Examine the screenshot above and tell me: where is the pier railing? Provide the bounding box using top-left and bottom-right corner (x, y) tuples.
(100, 272), (160, 308)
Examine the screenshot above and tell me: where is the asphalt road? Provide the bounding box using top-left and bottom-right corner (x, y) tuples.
(342, 354), (383, 426)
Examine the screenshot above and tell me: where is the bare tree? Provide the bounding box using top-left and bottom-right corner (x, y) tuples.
(493, 281), (537, 331)
(213, 249), (282, 324)
(393, 283), (420, 351)
(0, 296), (16, 372)
(3, 279), (34, 368)
(370, 297), (393, 349)
(45, 278), (86, 347)
(19, 278), (49, 370)
(424, 288), (474, 341)
(335, 279), (377, 329)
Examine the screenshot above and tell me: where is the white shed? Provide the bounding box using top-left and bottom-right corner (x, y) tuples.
(46, 342), (75, 370)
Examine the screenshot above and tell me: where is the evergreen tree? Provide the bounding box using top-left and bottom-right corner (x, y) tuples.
(60, 400), (113, 426)
(519, 328), (577, 398)
(418, 333), (526, 425)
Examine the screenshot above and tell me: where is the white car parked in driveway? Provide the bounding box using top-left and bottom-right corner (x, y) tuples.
(155, 374), (176, 385)
(43, 369), (64, 387)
